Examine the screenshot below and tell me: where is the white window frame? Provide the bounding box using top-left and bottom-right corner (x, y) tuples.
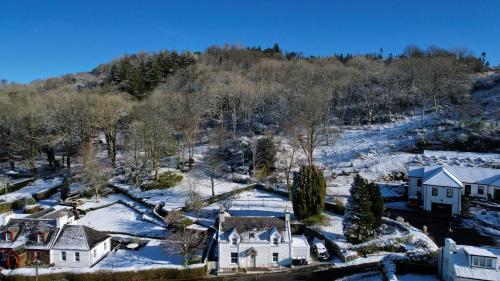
(74, 252), (80, 262)
(478, 186), (484, 195)
(61, 251), (66, 261)
(230, 252), (238, 264)
(93, 249), (97, 258)
(272, 253), (278, 262)
(432, 187), (438, 196)
(231, 238), (237, 246)
(104, 241), (107, 250)
(272, 237), (278, 246)
(5, 232), (12, 242)
(37, 233), (43, 243)
(249, 232), (255, 239)
(446, 188), (453, 198)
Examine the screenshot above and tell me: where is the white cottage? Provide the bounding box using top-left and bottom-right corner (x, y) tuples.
(438, 238), (499, 281)
(408, 165), (500, 215)
(51, 225), (111, 268)
(216, 209), (310, 273)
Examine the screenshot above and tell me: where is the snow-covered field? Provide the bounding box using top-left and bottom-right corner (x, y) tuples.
(341, 272), (440, 281)
(1, 177), (62, 203)
(78, 202), (166, 237)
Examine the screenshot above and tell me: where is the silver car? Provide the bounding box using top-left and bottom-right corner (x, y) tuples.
(312, 242), (330, 260)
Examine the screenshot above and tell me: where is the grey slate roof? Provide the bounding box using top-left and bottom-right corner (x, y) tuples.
(53, 225), (109, 251)
(221, 217), (286, 233)
(0, 218), (59, 250)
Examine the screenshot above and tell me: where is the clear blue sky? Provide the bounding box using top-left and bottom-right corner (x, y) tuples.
(1, 0), (499, 83)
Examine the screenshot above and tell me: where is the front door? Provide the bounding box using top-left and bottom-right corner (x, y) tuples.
(494, 188), (500, 202)
(465, 185), (471, 196)
(250, 254), (256, 268)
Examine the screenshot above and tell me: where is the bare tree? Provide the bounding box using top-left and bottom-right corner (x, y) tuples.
(81, 142), (111, 203)
(164, 228), (206, 267)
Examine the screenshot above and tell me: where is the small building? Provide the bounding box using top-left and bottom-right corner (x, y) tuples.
(408, 165), (500, 215)
(438, 238), (499, 281)
(51, 225), (111, 268)
(216, 208), (310, 273)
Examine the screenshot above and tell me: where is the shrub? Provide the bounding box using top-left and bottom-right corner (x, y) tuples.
(26, 197), (36, 205)
(171, 217), (194, 231)
(141, 171), (183, 191)
(0, 202), (12, 213)
(301, 214), (329, 225)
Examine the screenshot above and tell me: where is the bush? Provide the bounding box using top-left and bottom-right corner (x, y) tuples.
(141, 171), (183, 191)
(0, 202), (12, 213)
(171, 218), (194, 231)
(301, 214), (329, 225)
(11, 197), (31, 210)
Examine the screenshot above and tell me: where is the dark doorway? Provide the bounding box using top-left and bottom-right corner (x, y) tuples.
(494, 188), (500, 202)
(465, 185), (471, 196)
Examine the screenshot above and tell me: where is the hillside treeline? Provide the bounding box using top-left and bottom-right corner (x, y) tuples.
(0, 44), (493, 176)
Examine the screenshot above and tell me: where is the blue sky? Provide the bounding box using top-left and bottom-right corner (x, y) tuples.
(1, 0), (499, 83)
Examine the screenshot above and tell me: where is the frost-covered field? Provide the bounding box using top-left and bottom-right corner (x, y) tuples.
(78, 202), (166, 237)
(1, 177), (62, 203)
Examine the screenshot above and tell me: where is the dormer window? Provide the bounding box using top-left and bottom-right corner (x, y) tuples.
(4, 232), (12, 242)
(36, 233), (44, 243)
(273, 237), (278, 246)
(471, 256), (494, 268)
(231, 238), (238, 246)
(249, 232), (255, 239)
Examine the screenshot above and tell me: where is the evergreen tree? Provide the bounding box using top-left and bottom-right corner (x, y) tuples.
(255, 137), (276, 176)
(291, 165), (326, 220)
(342, 174), (374, 243)
(368, 182), (384, 229)
(60, 179), (71, 201)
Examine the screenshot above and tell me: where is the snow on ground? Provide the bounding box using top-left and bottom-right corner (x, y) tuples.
(1, 177), (62, 203)
(463, 207), (500, 237)
(396, 274), (440, 281)
(340, 272), (440, 281)
(410, 150), (500, 167)
(96, 239), (188, 269)
(78, 203), (166, 237)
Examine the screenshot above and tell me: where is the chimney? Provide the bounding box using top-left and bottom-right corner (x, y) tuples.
(284, 205), (290, 223)
(56, 211), (69, 228)
(219, 206), (227, 224)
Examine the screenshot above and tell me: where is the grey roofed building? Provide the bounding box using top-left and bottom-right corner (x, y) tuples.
(0, 218), (59, 250)
(52, 225), (109, 251)
(220, 216), (286, 233)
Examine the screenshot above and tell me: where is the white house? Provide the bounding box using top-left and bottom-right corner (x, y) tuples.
(216, 208), (310, 273)
(51, 225), (111, 268)
(438, 238), (499, 281)
(408, 165), (500, 215)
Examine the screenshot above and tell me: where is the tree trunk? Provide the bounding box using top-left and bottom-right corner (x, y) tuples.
(210, 176), (215, 197)
(66, 154), (71, 168)
(8, 154), (15, 170)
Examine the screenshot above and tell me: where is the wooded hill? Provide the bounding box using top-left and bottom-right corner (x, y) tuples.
(0, 44), (497, 176)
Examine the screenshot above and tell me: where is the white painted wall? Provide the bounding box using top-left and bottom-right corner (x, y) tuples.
(423, 185), (461, 215)
(51, 237), (110, 268)
(408, 177), (423, 199)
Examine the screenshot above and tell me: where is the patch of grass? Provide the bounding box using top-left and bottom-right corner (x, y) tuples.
(301, 213), (329, 226)
(141, 171), (183, 191)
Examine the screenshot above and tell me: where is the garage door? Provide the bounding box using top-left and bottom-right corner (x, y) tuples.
(431, 203), (452, 215)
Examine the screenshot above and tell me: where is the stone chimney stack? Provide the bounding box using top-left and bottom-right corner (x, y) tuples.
(285, 205), (290, 223)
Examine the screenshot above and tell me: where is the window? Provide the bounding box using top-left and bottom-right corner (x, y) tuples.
(1, 253), (6, 261)
(447, 188), (453, 198)
(273, 237), (278, 246)
(93, 249), (97, 258)
(37, 233), (43, 243)
(478, 186), (484, 195)
(61, 251), (66, 261)
(417, 179), (422, 187)
(472, 256), (494, 268)
(5, 232), (12, 242)
(432, 187), (438, 196)
(33, 251), (39, 259)
(104, 242), (107, 250)
(249, 232), (255, 239)
(272, 253), (278, 262)
(74, 252), (80, 262)
(230, 252), (238, 264)
(231, 238), (237, 246)
(417, 191), (421, 199)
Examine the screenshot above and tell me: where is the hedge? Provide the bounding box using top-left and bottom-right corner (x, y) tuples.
(2, 266), (207, 281)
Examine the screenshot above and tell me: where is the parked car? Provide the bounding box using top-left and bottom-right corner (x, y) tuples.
(312, 242), (330, 261)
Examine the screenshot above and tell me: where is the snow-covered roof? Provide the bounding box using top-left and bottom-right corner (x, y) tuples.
(53, 225), (109, 251)
(0, 218), (59, 250)
(423, 166), (463, 188)
(409, 165), (500, 187)
(463, 246), (498, 258)
(291, 235), (309, 248)
(450, 244), (500, 281)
